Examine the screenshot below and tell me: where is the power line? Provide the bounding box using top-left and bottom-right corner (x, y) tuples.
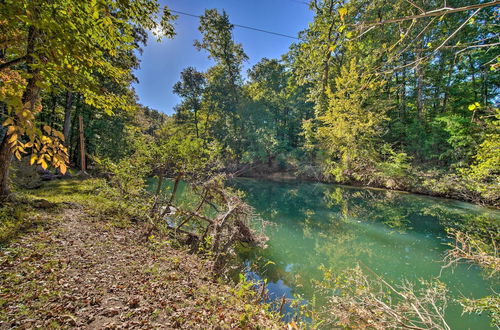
(170, 9), (300, 40)
(280, 0), (310, 5)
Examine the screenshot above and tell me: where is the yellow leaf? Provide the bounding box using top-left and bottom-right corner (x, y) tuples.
(54, 130), (65, 141)
(59, 163), (67, 175)
(15, 151), (21, 160)
(43, 125), (52, 135)
(30, 154), (37, 165)
(2, 118), (14, 126)
(338, 7), (347, 21)
(40, 159), (48, 170)
(7, 126), (16, 135)
(8, 134), (18, 144)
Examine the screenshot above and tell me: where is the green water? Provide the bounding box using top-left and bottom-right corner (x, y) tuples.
(230, 178), (500, 329)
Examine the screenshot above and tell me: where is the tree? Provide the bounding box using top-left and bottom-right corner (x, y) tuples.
(173, 67), (206, 138)
(245, 58), (294, 165)
(194, 9), (248, 156)
(316, 59), (388, 181)
(0, 0), (175, 196)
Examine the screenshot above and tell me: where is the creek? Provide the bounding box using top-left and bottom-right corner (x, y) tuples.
(230, 178), (499, 329)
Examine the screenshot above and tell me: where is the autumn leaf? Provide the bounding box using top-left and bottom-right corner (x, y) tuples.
(30, 154), (37, 165)
(2, 118), (14, 126)
(339, 7), (347, 21)
(54, 130), (65, 141)
(7, 126), (16, 135)
(8, 134), (18, 144)
(40, 159), (48, 170)
(59, 163), (67, 174)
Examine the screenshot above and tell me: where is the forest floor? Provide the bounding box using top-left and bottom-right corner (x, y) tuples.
(0, 179), (282, 329)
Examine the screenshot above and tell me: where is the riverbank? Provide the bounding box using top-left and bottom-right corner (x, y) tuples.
(0, 179), (283, 329)
(235, 163), (499, 208)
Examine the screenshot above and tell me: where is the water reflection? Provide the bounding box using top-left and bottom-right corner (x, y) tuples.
(230, 178), (500, 329)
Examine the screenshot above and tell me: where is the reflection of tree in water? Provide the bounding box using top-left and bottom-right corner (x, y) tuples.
(422, 204), (500, 241)
(323, 186), (430, 234)
(230, 178), (500, 312)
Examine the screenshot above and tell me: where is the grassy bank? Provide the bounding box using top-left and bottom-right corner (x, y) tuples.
(0, 179), (283, 329)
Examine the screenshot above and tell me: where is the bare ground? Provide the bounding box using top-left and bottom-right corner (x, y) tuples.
(0, 205), (281, 329)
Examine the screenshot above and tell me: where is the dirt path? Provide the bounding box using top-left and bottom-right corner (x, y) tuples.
(0, 206), (279, 329)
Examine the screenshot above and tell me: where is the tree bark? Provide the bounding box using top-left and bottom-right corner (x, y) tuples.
(0, 55), (28, 71)
(63, 91), (73, 144)
(168, 173), (183, 205)
(0, 133), (13, 198)
(416, 43), (424, 121)
(0, 26), (40, 197)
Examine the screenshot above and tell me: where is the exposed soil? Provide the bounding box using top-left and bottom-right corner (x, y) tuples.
(0, 205), (280, 329)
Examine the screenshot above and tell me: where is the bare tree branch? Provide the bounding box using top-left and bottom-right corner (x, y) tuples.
(354, 1), (499, 28)
(0, 55), (28, 71)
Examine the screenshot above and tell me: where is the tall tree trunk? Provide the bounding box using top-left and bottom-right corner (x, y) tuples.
(193, 102), (199, 139)
(0, 134), (13, 198)
(481, 67), (488, 106)
(0, 25), (40, 197)
(168, 173), (183, 205)
(468, 55), (479, 101)
(442, 60), (453, 113)
(401, 63), (407, 119)
(50, 93), (57, 128)
(416, 63), (424, 121)
(63, 91), (73, 144)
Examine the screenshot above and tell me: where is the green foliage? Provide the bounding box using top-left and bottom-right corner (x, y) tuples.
(316, 59), (388, 181)
(0, 0), (176, 195)
(376, 145), (413, 187)
(154, 117), (223, 180)
(172, 67), (205, 138)
(0, 0), (176, 112)
(101, 155), (150, 198)
(459, 108), (500, 202)
(435, 115), (478, 164)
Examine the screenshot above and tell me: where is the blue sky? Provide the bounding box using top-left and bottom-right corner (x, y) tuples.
(132, 0), (314, 114)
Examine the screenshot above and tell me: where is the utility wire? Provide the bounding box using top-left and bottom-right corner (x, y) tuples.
(170, 9), (300, 40)
(284, 0), (310, 5)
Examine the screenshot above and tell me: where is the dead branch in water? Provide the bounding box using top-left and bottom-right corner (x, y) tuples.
(152, 174), (268, 275)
